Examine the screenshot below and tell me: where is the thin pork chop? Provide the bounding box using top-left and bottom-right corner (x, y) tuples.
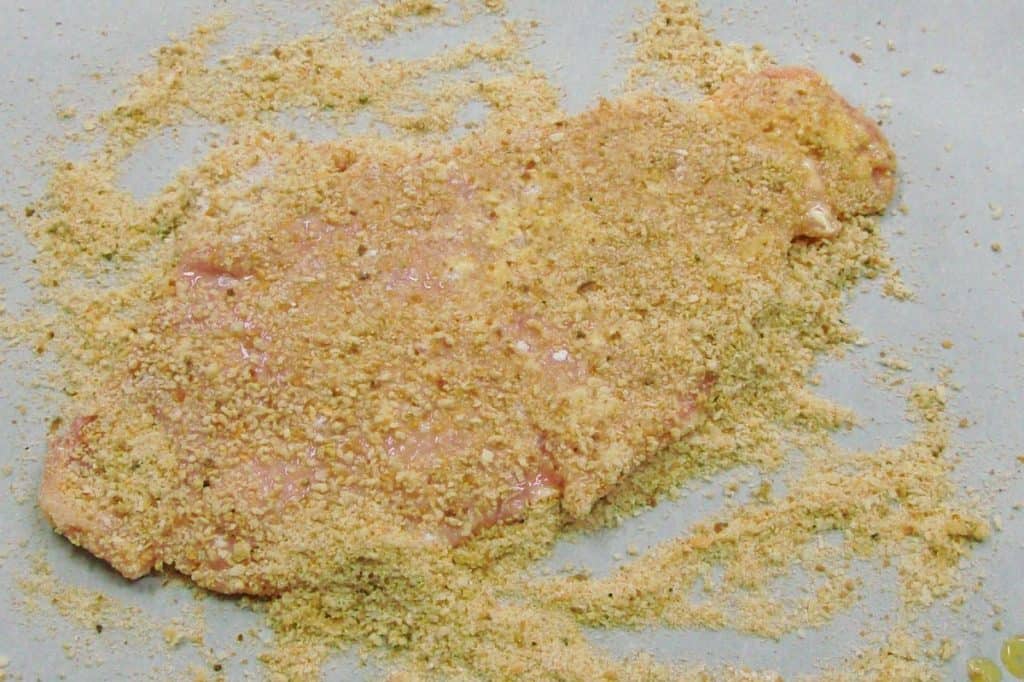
(40, 67), (895, 595)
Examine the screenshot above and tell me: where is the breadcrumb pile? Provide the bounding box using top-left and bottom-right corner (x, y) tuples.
(6, 1), (991, 680)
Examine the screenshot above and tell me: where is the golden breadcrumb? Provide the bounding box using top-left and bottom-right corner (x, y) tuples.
(4, 2), (989, 681)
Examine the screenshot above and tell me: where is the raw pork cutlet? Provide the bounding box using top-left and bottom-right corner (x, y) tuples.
(40, 66), (895, 595)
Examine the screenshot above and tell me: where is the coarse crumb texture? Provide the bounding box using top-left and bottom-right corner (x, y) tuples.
(3, 1), (990, 680)
(629, 0), (774, 93)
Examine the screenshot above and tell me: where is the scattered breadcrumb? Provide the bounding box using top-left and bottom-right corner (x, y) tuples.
(2, 1), (988, 680)
(883, 269), (915, 300)
(628, 0), (773, 93)
(879, 351), (912, 371)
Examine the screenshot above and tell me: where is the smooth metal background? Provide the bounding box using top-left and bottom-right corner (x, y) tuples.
(1, 2), (1020, 679)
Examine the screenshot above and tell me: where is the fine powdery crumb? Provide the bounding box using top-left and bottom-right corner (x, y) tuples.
(16, 557), (143, 633)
